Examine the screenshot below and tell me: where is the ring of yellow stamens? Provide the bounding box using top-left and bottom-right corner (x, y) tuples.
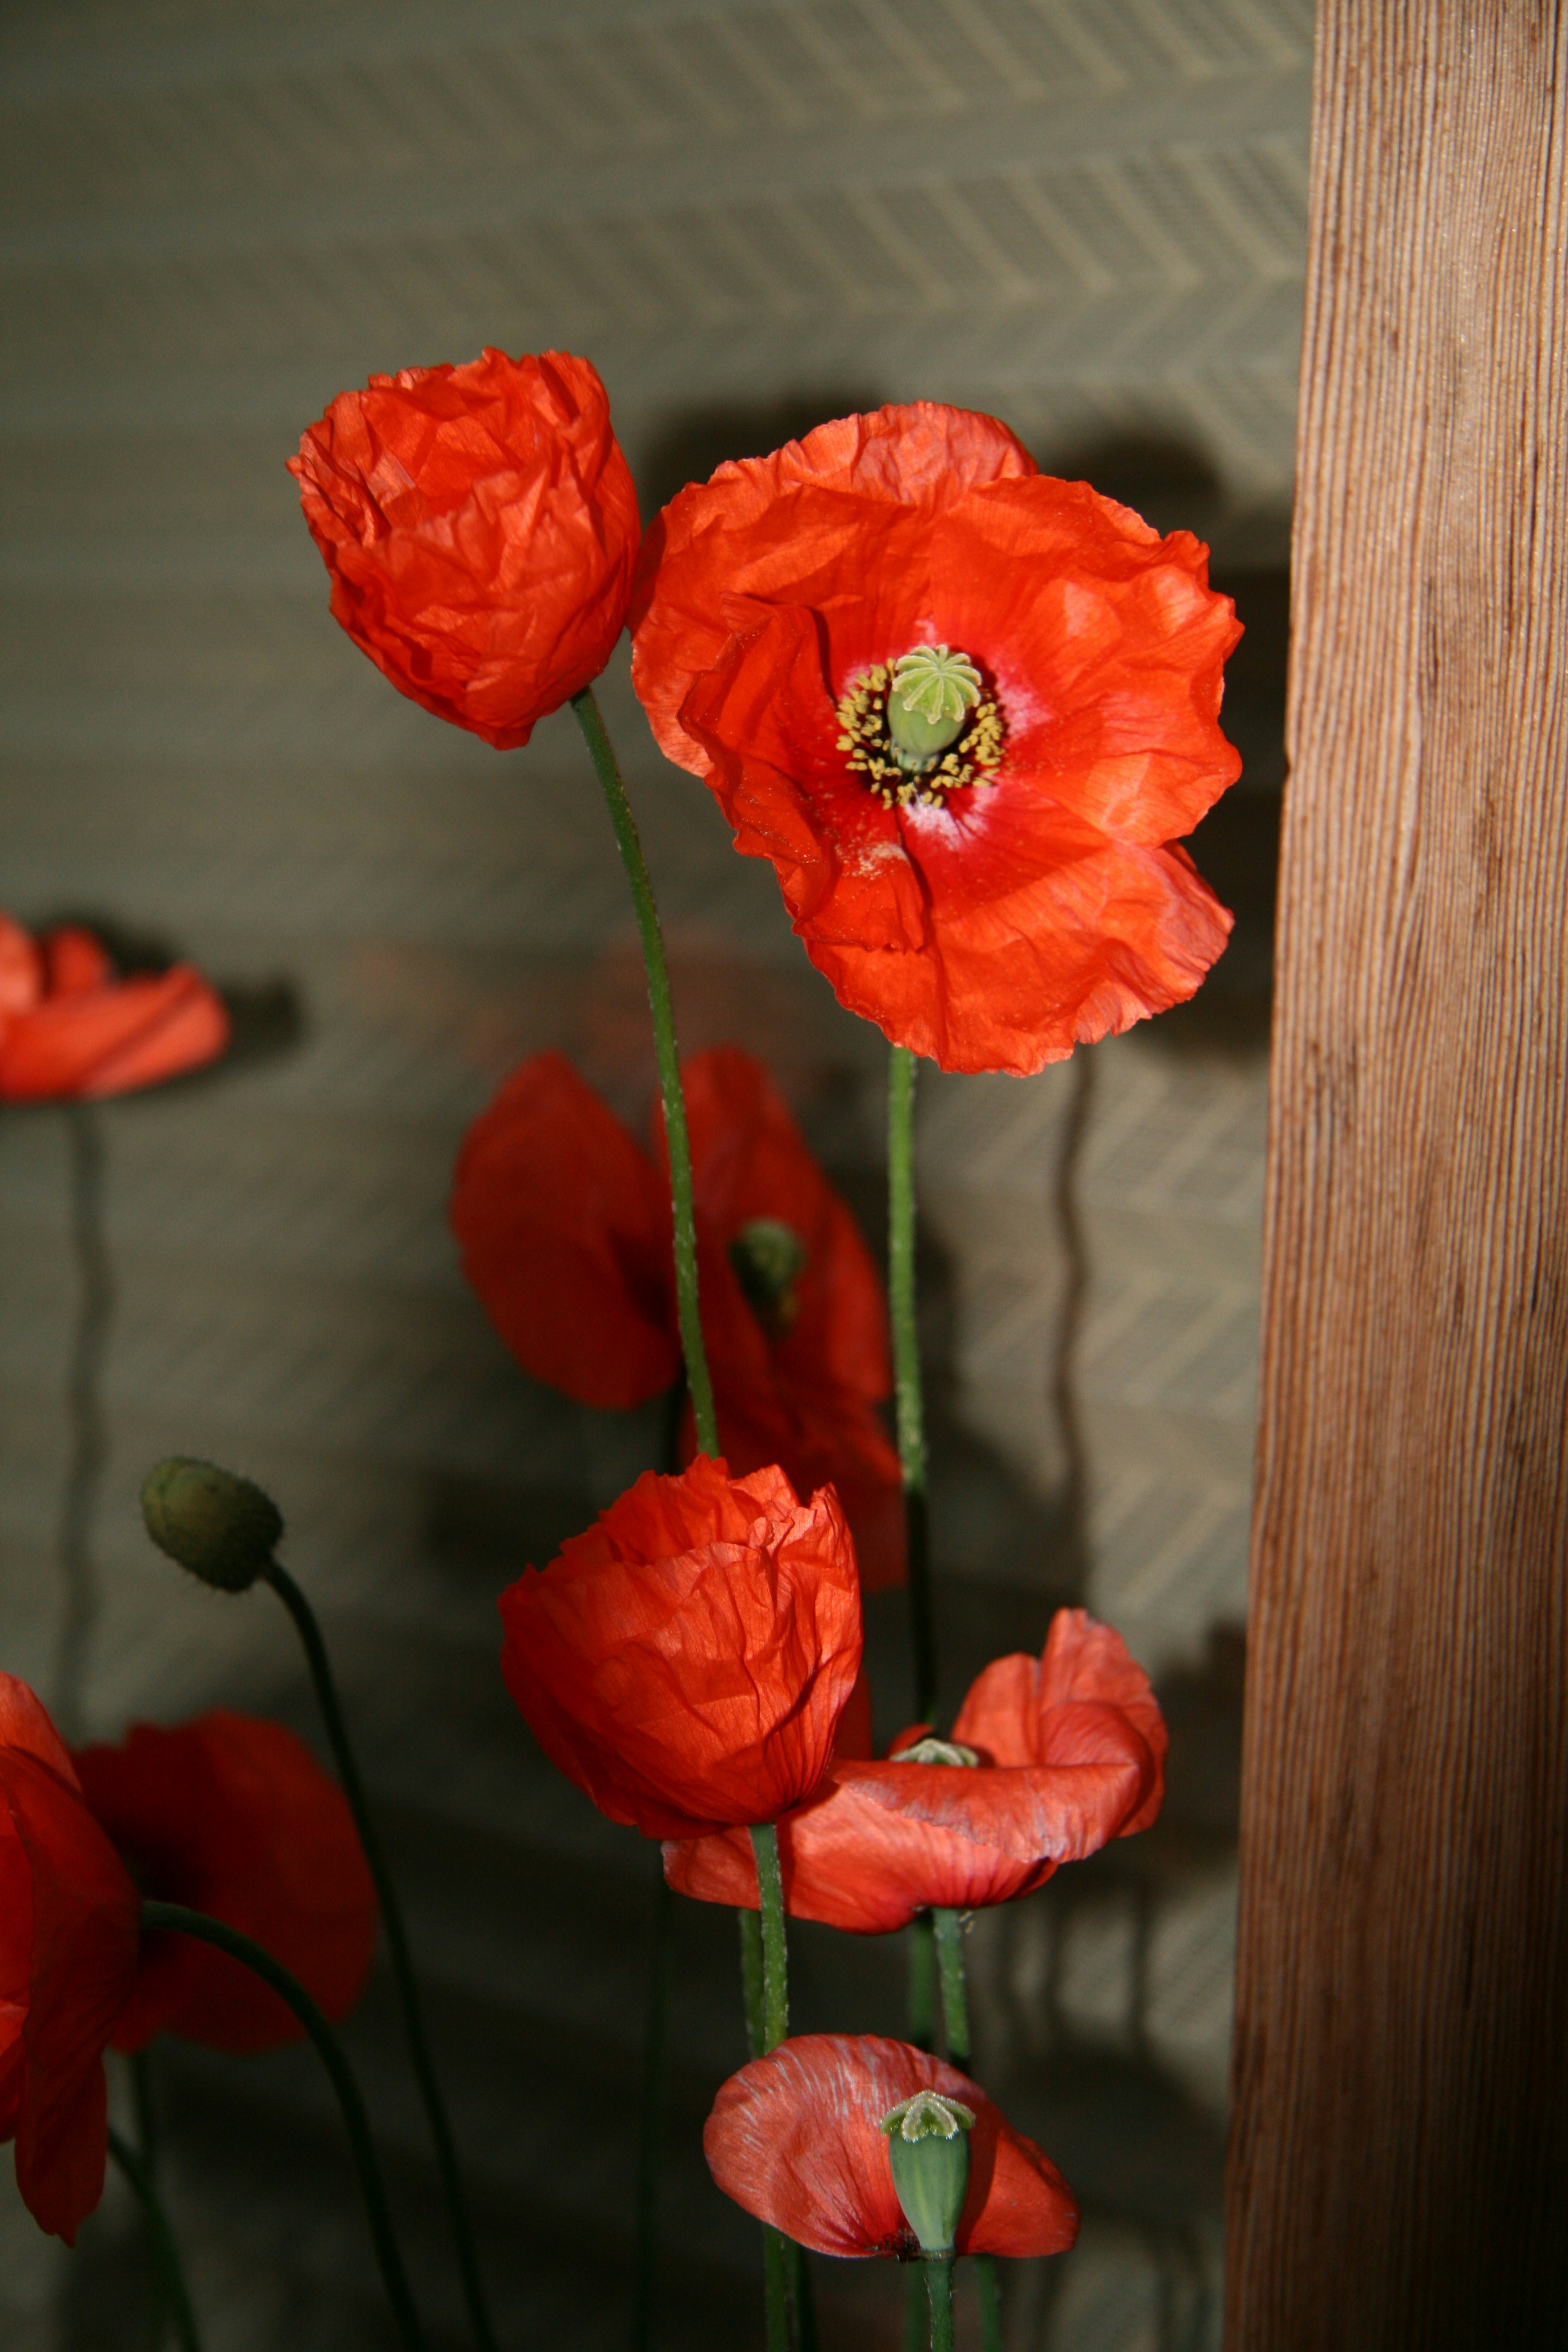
(835, 643), (1006, 810)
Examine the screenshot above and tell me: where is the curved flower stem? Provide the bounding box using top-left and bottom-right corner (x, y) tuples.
(261, 1560), (495, 2352)
(888, 1047), (936, 1721)
(571, 684), (719, 1458)
(746, 1824), (813, 2352)
(140, 1901), (428, 2352)
(108, 2128), (202, 2352)
(54, 1102), (113, 1742)
(932, 1909), (970, 2070)
(632, 1860), (673, 2352)
(924, 2256), (957, 2352)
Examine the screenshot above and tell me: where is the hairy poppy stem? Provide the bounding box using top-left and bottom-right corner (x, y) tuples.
(931, 1909), (1004, 2351)
(932, 1909), (970, 2070)
(570, 684), (719, 1459)
(924, 2255), (957, 2352)
(633, 1860), (673, 2352)
(887, 1047), (936, 1720)
(140, 1901), (428, 2352)
(739, 1909), (767, 2059)
(749, 1823), (789, 2051)
(261, 1560), (495, 2352)
(108, 2127), (203, 2352)
(908, 1911), (937, 2050)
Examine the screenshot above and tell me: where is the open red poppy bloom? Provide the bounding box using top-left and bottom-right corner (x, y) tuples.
(499, 1456), (863, 1838)
(705, 2034), (1077, 2259)
(0, 1676), (140, 2244)
(664, 1608), (1165, 1932)
(451, 1046), (904, 1587)
(630, 403), (1241, 1074)
(290, 350), (640, 749)
(74, 1711), (377, 2056)
(0, 917), (229, 1102)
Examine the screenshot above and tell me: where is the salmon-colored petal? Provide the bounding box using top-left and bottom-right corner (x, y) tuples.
(451, 1052), (679, 1409)
(703, 2034), (1077, 2259)
(0, 967), (229, 1102)
(42, 929), (114, 998)
(76, 1711), (376, 2057)
(953, 1609), (1168, 1833)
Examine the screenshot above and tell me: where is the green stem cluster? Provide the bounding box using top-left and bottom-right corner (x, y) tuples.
(141, 1901), (428, 2352)
(572, 686), (718, 1457)
(263, 1559), (496, 2352)
(108, 2127), (201, 2352)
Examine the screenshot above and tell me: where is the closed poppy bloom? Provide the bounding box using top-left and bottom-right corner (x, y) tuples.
(664, 1608), (1165, 1932)
(630, 404), (1241, 1074)
(290, 350), (640, 749)
(0, 916), (229, 1102)
(705, 2034), (1077, 2259)
(73, 1711), (377, 2056)
(499, 1456), (863, 1838)
(451, 1047), (905, 1586)
(0, 1675), (140, 2244)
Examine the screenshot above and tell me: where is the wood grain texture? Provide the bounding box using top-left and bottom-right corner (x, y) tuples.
(1226, 5), (1568, 2347)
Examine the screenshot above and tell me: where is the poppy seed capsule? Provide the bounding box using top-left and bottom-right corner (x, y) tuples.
(880, 2089), (975, 2254)
(140, 1457), (282, 1593)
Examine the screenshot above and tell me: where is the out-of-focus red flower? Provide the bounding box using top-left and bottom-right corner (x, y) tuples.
(630, 403), (1241, 1075)
(664, 1609), (1165, 1932)
(451, 1046), (905, 1587)
(0, 1676), (140, 2244)
(290, 350), (640, 749)
(499, 1457), (863, 1838)
(0, 916), (229, 1103)
(705, 2034), (1078, 2259)
(74, 1711), (377, 2056)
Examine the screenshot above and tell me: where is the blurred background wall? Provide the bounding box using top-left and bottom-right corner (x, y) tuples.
(0, 4), (1307, 2347)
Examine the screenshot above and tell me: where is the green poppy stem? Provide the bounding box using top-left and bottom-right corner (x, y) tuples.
(129, 2047), (166, 2351)
(931, 1907), (1003, 2352)
(739, 1908), (767, 2060)
(571, 685), (719, 1458)
(748, 1823), (789, 2052)
(108, 2127), (202, 2352)
(139, 1901), (427, 2352)
(888, 1046), (936, 1721)
(924, 2255), (957, 2352)
(261, 1558), (495, 2352)
(908, 1910), (937, 2050)
(632, 1860), (673, 2352)
(932, 1909), (970, 2071)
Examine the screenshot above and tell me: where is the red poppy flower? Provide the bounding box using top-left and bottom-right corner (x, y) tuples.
(290, 350), (640, 749)
(705, 2034), (1077, 2259)
(630, 404), (1241, 1074)
(0, 1675), (140, 2244)
(73, 1711), (377, 2056)
(499, 1456), (863, 1838)
(0, 916), (229, 1102)
(451, 1046), (905, 1587)
(664, 1609), (1165, 1932)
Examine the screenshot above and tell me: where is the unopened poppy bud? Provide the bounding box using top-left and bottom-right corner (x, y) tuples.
(880, 2089), (975, 2254)
(140, 1457), (282, 1593)
(888, 1736), (979, 1767)
(728, 1216), (809, 1341)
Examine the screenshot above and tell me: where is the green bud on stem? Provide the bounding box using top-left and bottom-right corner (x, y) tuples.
(880, 2089), (975, 2255)
(141, 1457), (282, 1592)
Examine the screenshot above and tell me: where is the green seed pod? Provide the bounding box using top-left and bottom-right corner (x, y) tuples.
(140, 1457), (282, 1593)
(880, 2089), (975, 2255)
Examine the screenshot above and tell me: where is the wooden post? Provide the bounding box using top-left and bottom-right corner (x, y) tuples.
(1226, 8), (1568, 2348)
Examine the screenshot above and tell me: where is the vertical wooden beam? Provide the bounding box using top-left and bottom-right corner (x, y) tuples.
(1227, 7), (1568, 2348)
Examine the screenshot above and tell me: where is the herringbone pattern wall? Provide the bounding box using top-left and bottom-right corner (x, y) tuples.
(0, 4), (1302, 2347)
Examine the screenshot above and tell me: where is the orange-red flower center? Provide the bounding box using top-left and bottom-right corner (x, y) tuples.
(835, 642), (1007, 811)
